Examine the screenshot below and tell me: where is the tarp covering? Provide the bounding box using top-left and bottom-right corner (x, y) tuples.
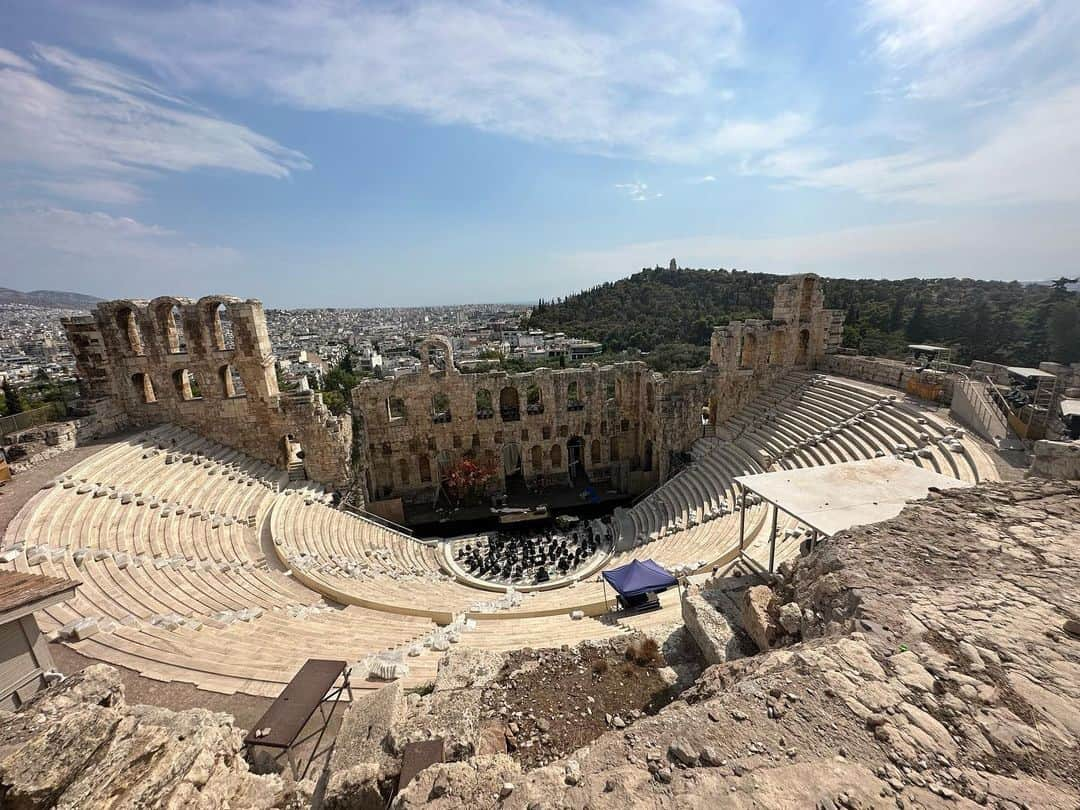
(602, 559), (677, 598)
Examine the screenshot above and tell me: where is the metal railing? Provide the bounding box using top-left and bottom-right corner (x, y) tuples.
(0, 401), (68, 439)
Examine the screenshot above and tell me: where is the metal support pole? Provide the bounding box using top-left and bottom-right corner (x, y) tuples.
(768, 504), (778, 573)
(738, 483), (746, 553)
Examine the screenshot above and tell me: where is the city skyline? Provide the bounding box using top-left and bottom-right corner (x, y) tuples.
(2, 0), (1079, 308)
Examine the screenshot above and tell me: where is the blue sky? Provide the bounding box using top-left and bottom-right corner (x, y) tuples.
(1, 0), (1078, 307)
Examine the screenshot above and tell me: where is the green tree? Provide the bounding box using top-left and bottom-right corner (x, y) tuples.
(2, 379), (23, 416)
(1048, 301), (1080, 363)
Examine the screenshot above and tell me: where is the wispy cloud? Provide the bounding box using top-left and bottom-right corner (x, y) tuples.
(72, 0), (809, 164)
(0, 43), (309, 204)
(689, 175), (716, 184)
(615, 181), (662, 202)
(0, 204), (245, 293)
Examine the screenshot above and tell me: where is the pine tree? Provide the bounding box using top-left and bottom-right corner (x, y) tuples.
(2, 379), (23, 416)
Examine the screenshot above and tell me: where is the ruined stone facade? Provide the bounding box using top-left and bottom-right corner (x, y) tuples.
(62, 296), (353, 488)
(62, 275), (841, 504)
(354, 275), (843, 505)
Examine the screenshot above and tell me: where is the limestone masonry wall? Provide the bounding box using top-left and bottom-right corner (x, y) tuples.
(62, 275), (841, 504)
(63, 296), (353, 488)
(354, 275), (843, 504)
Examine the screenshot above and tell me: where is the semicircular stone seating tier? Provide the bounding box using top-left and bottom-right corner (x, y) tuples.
(0, 427), (442, 697)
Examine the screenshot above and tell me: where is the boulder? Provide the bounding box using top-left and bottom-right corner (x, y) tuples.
(741, 585), (779, 652)
(777, 601), (802, 635)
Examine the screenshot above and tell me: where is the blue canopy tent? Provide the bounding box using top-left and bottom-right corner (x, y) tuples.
(601, 559), (678, 614)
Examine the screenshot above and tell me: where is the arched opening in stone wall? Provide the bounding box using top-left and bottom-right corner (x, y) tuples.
(740, 333), (757, 369)
(208, 303), (235, 351)
(283, 434), (304, 467)
(550, 443), (563, 470)
(398, 457), (411, 487)
(116, 308), (143, 355)
(432, 392), (452, 423)
(418, 454), (432, 483)
(567, 380), (583, 411)
(590, 438), (602, 465)
(646, 381), (655, 412)
(502, 443), (522, 490)
(526, 382), (544, 415)
(610, 436), (621, 462)
(219, 364), (246, 398)
(706, 396), (719, 426)
(131, 372), (155, 403)
(172, 369), (201, 400)
(567, 436), (584, 479)
(530, 444), (543, 473)
(387, 397), (406, 421)
(156, 303), (187, 354)
(797, 329), (810, 365)
(642, 439), (654, 472)
(475, 389), (493, 419)
(499, 387), (520, 421)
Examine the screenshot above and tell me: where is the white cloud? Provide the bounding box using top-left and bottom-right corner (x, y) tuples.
(759, 83), (1080, 205)
(0, 44), (309, 204)
(79, 0), (807, 163)
(614, 182), (662, 201)
(0, 205), (247, 295)
(689, 175), (717, 184)
(557, 210), (1080, 286)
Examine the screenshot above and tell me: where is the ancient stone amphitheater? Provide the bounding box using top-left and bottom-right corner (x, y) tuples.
(1, 367), (998, 699)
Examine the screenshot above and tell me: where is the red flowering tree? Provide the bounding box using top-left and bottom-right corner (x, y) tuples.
(443, 457), (496, 505)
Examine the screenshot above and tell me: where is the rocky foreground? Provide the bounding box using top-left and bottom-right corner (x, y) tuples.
(395, 479), (1080, 809)
(1, 478), (1077, 809)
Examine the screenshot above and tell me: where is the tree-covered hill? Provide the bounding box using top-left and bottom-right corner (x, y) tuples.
(526, 267), (1080, 370)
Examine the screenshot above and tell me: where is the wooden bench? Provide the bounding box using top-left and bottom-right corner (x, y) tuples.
(243, 658), (352, 777)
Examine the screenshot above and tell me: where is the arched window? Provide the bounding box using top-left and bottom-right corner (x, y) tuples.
(642, 439), (653, 472)
(398, 457), (411, 486)
(132, 372), (155, 403)
(530, 444), (543, 472)
(549, 443), (562, 469)
(590, 439), (602, 465)
(432, 392), (452, 423)
(387, 397), (406, 421)
(219, 364), (246, 398)
(418, 454), (432, 483)
(209, 302), (235, 351)
(116, 308), (143, 355)
(567, 380), (583, 411)
(156, 303), (187, 354)
(740, 333), (757, 369)
(499, 387), (520, 421)
(610, 437), (620, 462)
(526, 382), (543, 415)
(475, 389), (493, 419)
(172, 369), (200, 400)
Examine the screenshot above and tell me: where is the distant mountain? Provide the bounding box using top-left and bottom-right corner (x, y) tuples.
(0, 288), (103, 309)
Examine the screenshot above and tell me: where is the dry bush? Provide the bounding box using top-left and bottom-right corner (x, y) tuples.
(591, 658), (610, 676)
(624, 637), (662, 667)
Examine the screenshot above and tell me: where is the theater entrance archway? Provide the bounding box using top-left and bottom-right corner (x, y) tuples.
(567, 436), (585, 482)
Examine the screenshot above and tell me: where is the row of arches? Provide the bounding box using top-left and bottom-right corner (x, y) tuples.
(384, 376), (646, 426)
(130, 364), (246, 404)
(114, 299), (238, 358)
